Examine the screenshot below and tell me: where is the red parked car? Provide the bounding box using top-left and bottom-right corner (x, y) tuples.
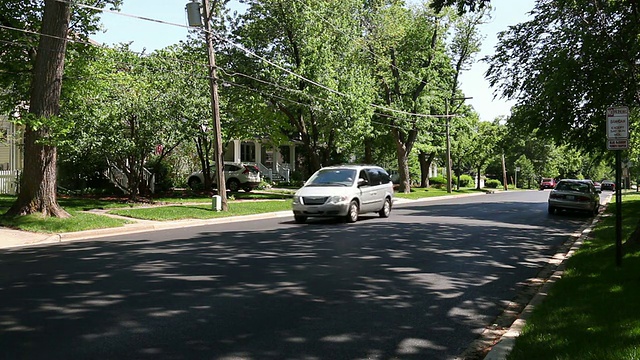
(540, 178), (556, 190)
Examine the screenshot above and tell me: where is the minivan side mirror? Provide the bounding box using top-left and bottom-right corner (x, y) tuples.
(358, 178), (368, 187)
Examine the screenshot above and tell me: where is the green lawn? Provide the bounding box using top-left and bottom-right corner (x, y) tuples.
(507, 193), (640, 360)
(108, 200), (292, 221)
(0, 194), (291, 232)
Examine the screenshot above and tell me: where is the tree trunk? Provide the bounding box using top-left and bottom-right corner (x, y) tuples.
(456, 158), (461, 190)
(6, 0), (70, 218)
(364, 137), (373, 164)
(395, 140), (411, 193)
(419, 151), (435, 188)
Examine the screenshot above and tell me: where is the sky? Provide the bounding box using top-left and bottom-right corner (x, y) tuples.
(91, 0), (536, 122)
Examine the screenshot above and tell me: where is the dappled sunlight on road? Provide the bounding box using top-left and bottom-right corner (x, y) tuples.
(0, 196), (592, 359)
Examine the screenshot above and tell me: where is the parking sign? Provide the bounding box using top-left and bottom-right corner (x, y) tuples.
(607, 106), (629, 150)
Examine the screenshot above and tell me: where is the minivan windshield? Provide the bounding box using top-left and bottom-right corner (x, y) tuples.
(306, 169), (357, 187)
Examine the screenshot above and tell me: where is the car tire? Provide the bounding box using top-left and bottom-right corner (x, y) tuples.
(548, 205), (556, 215)
(345, 200), (359, 223)
(188, 177), (201, 189)
(379, 198), (391, 218)
(227, 179), (240, 192)
(294, 215), (307, 223)
(593, 203), (599, 216)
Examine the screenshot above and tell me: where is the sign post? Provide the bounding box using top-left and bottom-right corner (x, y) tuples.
(607, 106), (629, 267)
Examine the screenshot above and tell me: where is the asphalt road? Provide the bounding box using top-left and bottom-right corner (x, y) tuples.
(0, 190), (605, 360)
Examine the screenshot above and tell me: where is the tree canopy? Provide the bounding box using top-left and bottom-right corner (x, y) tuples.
(485, 0), (640, 152)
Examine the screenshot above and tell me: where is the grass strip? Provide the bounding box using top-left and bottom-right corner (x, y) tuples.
(108, 200), (292, 221)
(394, 187), (487, 200)
(507, 193), (640, 360)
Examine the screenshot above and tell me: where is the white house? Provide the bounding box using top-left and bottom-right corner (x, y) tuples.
(0, 116), (22, 195)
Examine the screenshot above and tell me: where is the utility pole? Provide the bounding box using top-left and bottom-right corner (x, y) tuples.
(188, 0), (227, 210)
(502, 153), (508, 191)
(445, 98), (452, 194)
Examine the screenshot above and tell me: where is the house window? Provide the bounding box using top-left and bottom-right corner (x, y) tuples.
(241, 142), (255, 162)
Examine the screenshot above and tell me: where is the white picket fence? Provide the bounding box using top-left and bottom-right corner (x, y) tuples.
(0, 170), (20, 195)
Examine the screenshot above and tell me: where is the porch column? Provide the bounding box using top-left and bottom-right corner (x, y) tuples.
(289, 145), (295, 171)
(233, 140), (241, 163)
(272, 145), (280, 172)
(254, 141), (262, 165)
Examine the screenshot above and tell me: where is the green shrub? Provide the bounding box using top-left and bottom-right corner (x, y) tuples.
(456, 174), (474, 187)
(146, 156), (174, 193)
(429, 175), (447, 185)
(485, 179), (502, 188)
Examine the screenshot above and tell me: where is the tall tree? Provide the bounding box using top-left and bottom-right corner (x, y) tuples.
(228, 0), (375, 176)
(62, 44), (206, 200)
(1, 0), (121, 217)
(485, 0), (640, 151)
(467, 119), (501, 189)
(6, 0), (71, 217)
(363, 2), (453, 193)
(430, 0), (490, 14)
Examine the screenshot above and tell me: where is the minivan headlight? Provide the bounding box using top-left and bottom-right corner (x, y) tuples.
(328, 195), (349, 204)
(293, 195), (302, 204)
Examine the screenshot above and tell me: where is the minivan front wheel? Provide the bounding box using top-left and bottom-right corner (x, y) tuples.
(345, 201), (359, 223)
(379, 198), (391, 218)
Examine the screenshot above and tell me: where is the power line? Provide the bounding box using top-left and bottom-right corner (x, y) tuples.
(7, 1), (457, 123)
(213, 32), (452, 119)
(58, 0), (453, 119)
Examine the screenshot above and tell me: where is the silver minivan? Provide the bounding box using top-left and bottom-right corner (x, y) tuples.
(292, 165), (394, 223)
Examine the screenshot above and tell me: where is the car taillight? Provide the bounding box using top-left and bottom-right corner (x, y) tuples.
(550, 193), (561, 199)
(576, 196), (591, 202)
(242, 165), (257, 174)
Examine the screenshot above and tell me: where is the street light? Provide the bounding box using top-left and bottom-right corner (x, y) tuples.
(445, 96), (472, 194)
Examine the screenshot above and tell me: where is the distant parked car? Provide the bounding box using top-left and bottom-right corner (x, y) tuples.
(579, 179), (601, 193)
(601, 180), (615, 191)
(540, 177), (556, 190)
(292, 164), (394, 223)
(187, 162), (261, 192)
(548, 179), (600, 216)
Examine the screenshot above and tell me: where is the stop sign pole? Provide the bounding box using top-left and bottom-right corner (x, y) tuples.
(607, 106), (629, 267)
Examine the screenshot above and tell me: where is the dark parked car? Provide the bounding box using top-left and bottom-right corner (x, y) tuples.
(601, 180), (615, 191)
(548, 179), (600, 216)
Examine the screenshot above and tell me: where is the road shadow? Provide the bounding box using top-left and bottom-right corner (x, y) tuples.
(0, 203), (592, 359)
